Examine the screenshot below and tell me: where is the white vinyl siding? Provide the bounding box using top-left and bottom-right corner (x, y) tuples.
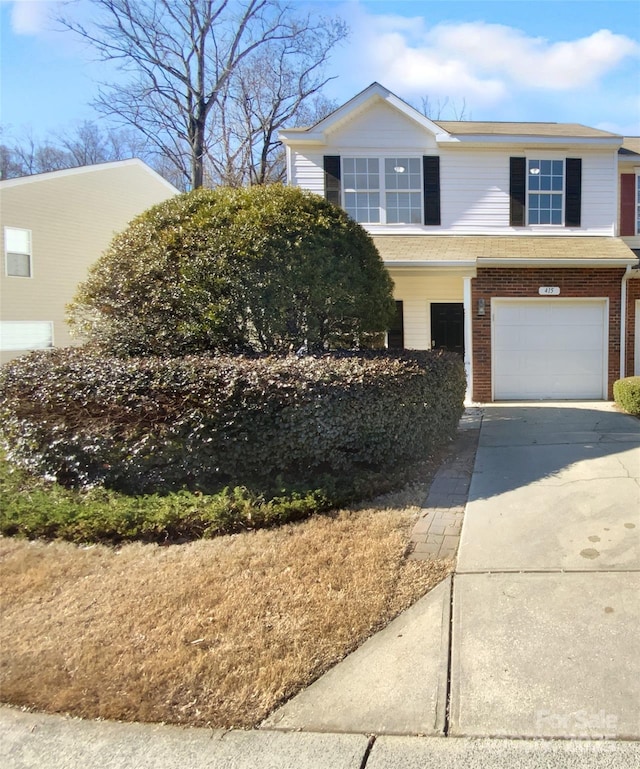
(0, 320), (53, 351)
(492, 299), (607, 399)
(288, 145), (617, 235)
(327, 101), (438, 151)
(289, 151), (324, 194)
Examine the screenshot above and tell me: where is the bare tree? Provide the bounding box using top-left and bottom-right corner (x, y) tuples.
(54, 120), (147, 166)
(8, 130), (70, 176)
(418, 95), (470, 121)
(0, 122), (159, 180)
(208, 36), (341, 186)
(59, 1), (347, 189)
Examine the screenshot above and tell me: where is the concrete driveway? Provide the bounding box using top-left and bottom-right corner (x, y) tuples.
(457, 403), (639, 572)
(451, 402), (640, 738)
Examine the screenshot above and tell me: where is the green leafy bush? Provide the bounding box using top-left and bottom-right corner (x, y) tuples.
(0, 455), (329, 543)
(67, 185), (395, 356)
(613, 376), (640, 416)
(0, 348), (465, 498)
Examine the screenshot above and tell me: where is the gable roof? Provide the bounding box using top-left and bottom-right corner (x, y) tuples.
(281, 82), (622, 147)
(0, 158), (178, 193)
(373, 236), (637, 267)
(280, 82), (451, 144)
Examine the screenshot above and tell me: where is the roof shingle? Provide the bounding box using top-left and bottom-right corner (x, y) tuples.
(372, 236), (637, 264)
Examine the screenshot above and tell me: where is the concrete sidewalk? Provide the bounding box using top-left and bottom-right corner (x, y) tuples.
(3, 707), (640, 768)
(2, 402), (639, 767)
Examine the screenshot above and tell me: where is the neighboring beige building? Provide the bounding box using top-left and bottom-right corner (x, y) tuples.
(0, 159), (178, 363)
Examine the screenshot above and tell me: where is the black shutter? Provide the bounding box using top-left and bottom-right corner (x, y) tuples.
(387, 301), (404, 349)
(422, 156), (441, 225)
(323, 156), (341, 206)
(509, 157), (526, 227)
(565, 158), (582, 227)
(620, 173), (637, 236)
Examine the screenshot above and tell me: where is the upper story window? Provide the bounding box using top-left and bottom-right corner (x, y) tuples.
(343, 158), (380, 223)
(343, 157), (422, 224)
(527, 159), (564, 225)
(636, 174), (640, 235)
(4, 227), (32, 277)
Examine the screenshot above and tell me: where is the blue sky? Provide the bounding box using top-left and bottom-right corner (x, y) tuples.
(1, 0), (639, 141)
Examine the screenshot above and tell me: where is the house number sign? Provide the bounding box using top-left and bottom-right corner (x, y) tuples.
(538, 286), (560, 295)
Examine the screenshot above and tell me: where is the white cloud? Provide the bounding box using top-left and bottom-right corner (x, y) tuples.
(429, 23), (639, 91)
(332, 5), (640, 110)
(3, 0), (61, 36)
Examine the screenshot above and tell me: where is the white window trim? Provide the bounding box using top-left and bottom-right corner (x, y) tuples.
(526, 158), (565, 227)
(342, 155), (423, 225)
(4, 226), (33, 278)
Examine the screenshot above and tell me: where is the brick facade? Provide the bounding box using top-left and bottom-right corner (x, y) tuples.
(626, 278), (640, 378)
(471, 267), (627, 401)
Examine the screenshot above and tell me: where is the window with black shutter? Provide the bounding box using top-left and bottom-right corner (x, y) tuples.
(422, 156), (441, 225)
(323, 155), (341, 207)
(509, 157), (526, 227)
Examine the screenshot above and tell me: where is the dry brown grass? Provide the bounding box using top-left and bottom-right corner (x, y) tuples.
(0, 499), (451, 729)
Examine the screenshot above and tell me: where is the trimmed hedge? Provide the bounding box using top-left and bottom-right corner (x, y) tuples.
(0, 348), (465, 497)
(0, 456), (329, 543)
(613, 376), (640, 416)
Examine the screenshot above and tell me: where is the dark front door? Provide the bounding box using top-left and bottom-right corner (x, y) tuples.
(387, 301), (404, 349)
(431, 303), (464, 356)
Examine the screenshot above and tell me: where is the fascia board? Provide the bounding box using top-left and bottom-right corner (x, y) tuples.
(384, 260), (477, 269)
(445, 135), (623, 148)
(478, 258), (636, 267)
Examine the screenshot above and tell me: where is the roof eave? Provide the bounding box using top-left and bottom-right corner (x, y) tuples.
(445, 135), (623, 148)
(478, 258), (636, 267)
(383, 260), (477, 268)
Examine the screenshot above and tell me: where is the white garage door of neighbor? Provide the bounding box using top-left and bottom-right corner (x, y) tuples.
(492, 299), (607, 400)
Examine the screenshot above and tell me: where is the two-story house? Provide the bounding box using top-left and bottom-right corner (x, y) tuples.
(281, 83), (640, 402)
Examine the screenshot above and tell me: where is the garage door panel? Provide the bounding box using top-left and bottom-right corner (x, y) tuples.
(492, 300), (606, 400)
(494, 325), (602, 354)
(496, 375), (603, 400)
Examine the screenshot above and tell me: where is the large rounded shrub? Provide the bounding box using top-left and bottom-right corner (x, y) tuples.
(68, 185), (396, 357)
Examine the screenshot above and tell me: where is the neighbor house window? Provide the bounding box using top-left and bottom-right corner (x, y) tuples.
(343, 157), (422, 224)
(4, 227), (32, 277)
(636, 174), (640, 235)
(0, 321), (53, 351)
(527, 160), (564, 225)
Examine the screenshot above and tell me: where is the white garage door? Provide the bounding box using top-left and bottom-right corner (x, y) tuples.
(492, 300), (607, 400)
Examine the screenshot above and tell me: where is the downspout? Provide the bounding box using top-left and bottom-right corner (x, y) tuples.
(620, 265), (633, 379)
